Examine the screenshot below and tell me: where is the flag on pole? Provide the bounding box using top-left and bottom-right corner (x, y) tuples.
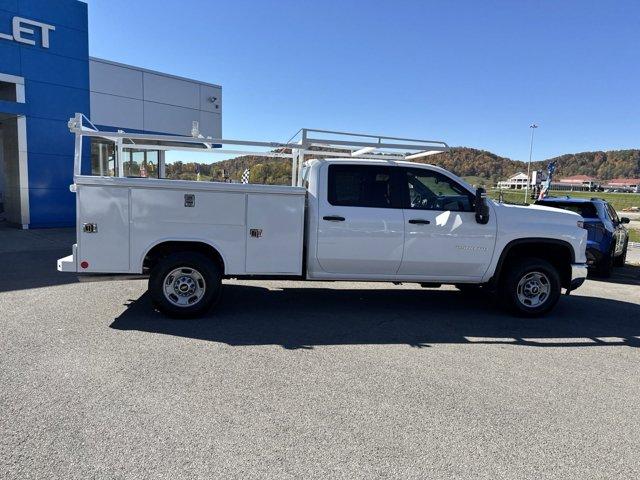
(538, 160), (557, 200)
(241, 169), (250, 184)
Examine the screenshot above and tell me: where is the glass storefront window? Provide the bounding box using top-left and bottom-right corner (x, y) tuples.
(90, 139), (116, 176)
(124, 150), (145, 177)
(90, 139), (160, 178)
(146, 151), (159, 178)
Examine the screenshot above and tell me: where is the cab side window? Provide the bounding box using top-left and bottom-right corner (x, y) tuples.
(328, 164), (401, 208)
(403, 168), (473, 212)
(606, 204), (620, 224)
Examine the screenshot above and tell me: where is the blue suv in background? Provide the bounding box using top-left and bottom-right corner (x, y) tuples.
(535, 197), (630, 277)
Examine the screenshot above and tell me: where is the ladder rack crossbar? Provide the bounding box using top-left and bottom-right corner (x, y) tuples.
(305, 138), (448, 152)
(301, 128), (449, 147)
(68, 114), (449, 185)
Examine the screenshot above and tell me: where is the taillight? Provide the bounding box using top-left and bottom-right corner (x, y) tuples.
(582, 222), (605, 241)
(577, 220), (585, 229)
(582, 222), (602, 232)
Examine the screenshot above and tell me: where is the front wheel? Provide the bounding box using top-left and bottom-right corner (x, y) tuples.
(613, 240), (628, 267)
(149, 252), (222, 318)
(501, 257), (561, 317)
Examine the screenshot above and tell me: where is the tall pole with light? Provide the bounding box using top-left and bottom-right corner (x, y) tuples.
(524, 123), (538, 202)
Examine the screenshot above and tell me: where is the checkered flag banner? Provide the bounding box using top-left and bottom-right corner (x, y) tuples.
(241, 169), (250, 184)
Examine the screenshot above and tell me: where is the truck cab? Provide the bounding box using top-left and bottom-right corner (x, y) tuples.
(303, 159), (587, 304)
(304, 159), (497, 282)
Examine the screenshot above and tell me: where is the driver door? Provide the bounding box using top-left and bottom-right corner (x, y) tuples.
(397, 167), (497, 280)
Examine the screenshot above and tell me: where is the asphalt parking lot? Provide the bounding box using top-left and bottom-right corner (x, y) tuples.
(1, 227), (639, 479)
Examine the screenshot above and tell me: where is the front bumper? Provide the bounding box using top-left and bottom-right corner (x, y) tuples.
(569, 263), (588, 291)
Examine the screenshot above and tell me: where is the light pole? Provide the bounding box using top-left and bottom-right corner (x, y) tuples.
(524, 123), (538, 202)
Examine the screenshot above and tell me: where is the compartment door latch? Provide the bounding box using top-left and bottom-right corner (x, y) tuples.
(82, 223), (98, 233)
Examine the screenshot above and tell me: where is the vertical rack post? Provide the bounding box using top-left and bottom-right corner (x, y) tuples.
(291, 148), (298, 187)
(158, 151), (166, 178)
(291, 147), (304, 187)
(296, 129), (309, 187)
(116, 137), (124, 177)
(72, 113), (83, 179)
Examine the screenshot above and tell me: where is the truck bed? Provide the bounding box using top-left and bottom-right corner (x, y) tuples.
(64, 176), (306, 276)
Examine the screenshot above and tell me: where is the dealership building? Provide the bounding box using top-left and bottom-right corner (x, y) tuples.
(0, 0), (222, 228)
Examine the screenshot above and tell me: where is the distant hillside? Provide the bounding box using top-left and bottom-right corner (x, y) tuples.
(416, 148), (640, 186)
(531, 149), (640, 180)
(412, 148), (526, 186)
(164, 147), (640, 186)
(165, 155), (292, 184)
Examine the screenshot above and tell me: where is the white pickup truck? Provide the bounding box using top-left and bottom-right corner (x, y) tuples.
(58, 117), (588, 318)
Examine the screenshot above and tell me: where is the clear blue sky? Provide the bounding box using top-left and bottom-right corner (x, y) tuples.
(86, 0), (639, 161)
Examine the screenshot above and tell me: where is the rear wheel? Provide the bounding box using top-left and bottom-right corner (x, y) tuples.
(149, 252), (222, 318)
(501, 257), (561, 317)
(596, 247), (614, 277)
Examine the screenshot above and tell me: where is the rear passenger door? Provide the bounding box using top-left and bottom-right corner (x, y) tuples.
(315, 163), (405, 276)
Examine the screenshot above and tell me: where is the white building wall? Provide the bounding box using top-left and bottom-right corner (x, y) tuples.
(89, 58), (222, 138)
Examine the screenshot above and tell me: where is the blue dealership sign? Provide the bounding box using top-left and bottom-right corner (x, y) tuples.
(0, 0), (89, 227)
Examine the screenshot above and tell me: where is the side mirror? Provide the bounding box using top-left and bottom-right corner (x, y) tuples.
(475, 187), (490, 224)
(620, 217), (630, 224)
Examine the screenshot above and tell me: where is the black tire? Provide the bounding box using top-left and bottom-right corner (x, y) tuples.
(613, 240), (628, 267)
(149, 251), (222, 318)
(596, 248), (614, 278)
(500, 257), (561, 317)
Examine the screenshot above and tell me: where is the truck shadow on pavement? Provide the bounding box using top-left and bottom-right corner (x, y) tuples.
(0, 249), (80, 293)
(110, 284), (640, 350)
(0, 225), (78, 293)
(588, 263), (640, 286)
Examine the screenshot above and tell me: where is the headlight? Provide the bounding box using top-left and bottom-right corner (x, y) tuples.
(577, 220), (585, 229)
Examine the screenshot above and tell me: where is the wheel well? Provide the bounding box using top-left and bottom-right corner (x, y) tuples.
(495, 240), (573, 288)
(143, 241), (225, 275)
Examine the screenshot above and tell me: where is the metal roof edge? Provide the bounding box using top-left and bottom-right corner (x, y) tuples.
(89, 57), (222, 89)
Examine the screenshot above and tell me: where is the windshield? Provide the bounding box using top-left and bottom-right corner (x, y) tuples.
(538, 201), (598, 219)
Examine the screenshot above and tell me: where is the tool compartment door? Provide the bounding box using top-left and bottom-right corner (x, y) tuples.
(246, 193), (304, 274)
(77, 185), (130, 272)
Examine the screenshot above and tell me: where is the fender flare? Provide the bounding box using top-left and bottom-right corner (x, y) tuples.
(137, 237), (228, 273)
(489, 237), (575, 286)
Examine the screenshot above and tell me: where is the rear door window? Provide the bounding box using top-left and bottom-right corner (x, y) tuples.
(327, 164), (401, 208)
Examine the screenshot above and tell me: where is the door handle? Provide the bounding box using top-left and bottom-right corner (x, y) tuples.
(323, 215), (345, 222)
(408, 219), (431, 225)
